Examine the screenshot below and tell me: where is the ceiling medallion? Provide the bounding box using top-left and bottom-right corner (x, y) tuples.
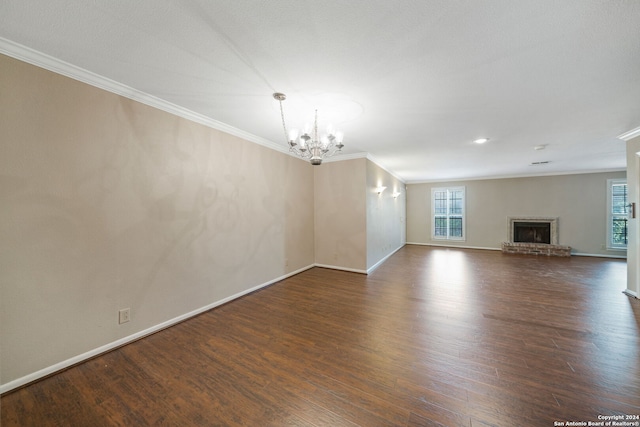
(273, 92), (344, 166)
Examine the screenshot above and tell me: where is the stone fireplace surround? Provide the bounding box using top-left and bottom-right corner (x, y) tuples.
(502, 216), (571, 257)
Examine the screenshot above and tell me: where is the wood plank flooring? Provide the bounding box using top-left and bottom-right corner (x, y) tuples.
(2, 246), (639, 426)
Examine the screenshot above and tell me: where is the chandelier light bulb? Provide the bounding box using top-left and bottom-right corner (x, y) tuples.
(326, 124), (335, 137)
(288, 129), (299, 143)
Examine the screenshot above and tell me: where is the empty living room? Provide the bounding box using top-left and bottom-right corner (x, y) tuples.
(1, 1), (639, 426)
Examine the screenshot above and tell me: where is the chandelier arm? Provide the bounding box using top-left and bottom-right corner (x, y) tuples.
(322, 144), (343, 158)
(289, 145), (303, 156)
(288, 144), (312, 159)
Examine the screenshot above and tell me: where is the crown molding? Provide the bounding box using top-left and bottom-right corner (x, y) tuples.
(407, 168), (627, 184)
(366, 153), (406, 183)
(0, 37), (287, 155)
(322, 152), (406, 183)
(322, 152), (369, 163)
(0, 38), (407, 180)
(618, 127), (640, 142)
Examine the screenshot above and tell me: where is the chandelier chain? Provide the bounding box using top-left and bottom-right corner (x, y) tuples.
(277, 98), (289, 145)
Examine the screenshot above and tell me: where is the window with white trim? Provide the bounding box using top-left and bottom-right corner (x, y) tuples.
(432, 186), (465, 241)
(607, 179), (628, 249)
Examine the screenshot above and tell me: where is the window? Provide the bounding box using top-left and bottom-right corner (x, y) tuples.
(607, 179), (628, 249)
(432, 186), (465, 240)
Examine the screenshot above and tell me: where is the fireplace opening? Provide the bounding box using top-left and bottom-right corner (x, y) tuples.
(513, 221), (551, 244)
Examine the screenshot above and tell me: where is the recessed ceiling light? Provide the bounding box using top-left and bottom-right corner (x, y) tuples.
(473, 138), (489, 144)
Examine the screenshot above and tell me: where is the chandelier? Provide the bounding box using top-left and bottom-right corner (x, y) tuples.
(273, 92), (344, 165)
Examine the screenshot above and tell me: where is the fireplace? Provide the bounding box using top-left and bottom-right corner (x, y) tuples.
(502, 217), (570, 256)
(508, 217), (558, 245)
(513, 222), (551, 244)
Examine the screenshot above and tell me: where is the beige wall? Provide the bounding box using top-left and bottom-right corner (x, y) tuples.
(407, 172), (626, 256)
(366, 160), (406, 270)
(313, 158), (407, 273)
(0, 55), (315, 388)
(626, 136), (640, 296)
(314, 159), (367, 271)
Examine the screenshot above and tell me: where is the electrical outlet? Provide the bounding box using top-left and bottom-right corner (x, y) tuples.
(118, 308), (130, 324)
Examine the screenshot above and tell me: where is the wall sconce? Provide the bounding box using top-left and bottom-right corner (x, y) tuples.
(375, 186), (386, 195)
(392, 191), (401, 199)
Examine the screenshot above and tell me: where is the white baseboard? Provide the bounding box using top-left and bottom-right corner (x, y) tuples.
(313, 263), (367, 274)
(623, 289), (639, 299)
(0, 264), (314, 395)
(367, 244), (405, 274)
(313, 244), (406, 275)
(406, 242), (628, 259)
(406, 242), (500, 251)
(572, 252), (627, 259)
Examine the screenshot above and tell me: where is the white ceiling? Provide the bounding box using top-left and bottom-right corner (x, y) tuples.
(1, 0), (639, 182)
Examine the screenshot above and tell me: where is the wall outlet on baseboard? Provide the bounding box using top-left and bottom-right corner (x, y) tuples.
(118, 308), (130, 324)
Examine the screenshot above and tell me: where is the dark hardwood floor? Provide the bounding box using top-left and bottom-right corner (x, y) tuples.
(2, 246), (639, 426)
